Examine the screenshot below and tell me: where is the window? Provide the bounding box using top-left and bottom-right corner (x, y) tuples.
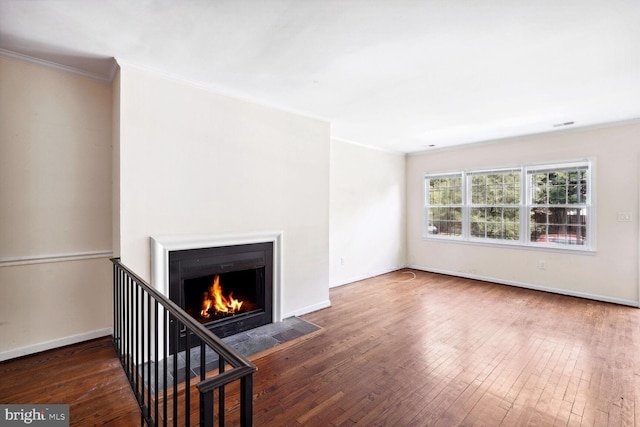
(425, 174), (463, 237)
(424, 161), (591, 250)
(469, 170), (521, 241)
(528, 163), (589, 246)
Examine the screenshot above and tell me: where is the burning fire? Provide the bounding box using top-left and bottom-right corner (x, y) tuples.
(200, 275), (243, 318)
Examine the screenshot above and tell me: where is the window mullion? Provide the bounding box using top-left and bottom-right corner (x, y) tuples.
(462, 171), (470, 240)
(521, 167), (528, 244)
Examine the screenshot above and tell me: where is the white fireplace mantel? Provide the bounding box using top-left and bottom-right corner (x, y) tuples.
(150, 230), (283, 322)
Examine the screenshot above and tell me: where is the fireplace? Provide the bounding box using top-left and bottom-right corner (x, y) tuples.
(150, 231), (283, 354)
(168, 242), (273, 351)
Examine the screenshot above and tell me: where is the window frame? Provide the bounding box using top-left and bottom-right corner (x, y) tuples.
(466, 168), (523, 244)
(525, 161), (591, 249)
(423, 172), (464, 239)
(423, 160), (593, 252)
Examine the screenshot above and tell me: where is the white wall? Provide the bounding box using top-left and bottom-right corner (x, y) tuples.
(329, 140), (406, 286)
(407, 122), (640, 305)
(0, 55), (113, 359)
(116, 65), (331, 317)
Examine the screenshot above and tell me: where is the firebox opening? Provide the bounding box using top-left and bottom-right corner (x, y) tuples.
(168, 241), (273, 350)
(183, 268), (263, 324)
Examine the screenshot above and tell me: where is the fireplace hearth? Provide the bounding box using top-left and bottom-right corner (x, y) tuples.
(168, 242), (273, 351)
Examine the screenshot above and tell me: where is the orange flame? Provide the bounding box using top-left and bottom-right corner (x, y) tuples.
(200, 275), (243, 318)
(200, 292), (213, 317)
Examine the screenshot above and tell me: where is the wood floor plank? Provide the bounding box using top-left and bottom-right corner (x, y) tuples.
(4, 269), (640, 426)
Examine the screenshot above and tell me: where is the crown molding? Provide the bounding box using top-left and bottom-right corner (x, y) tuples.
(408, 116), (640, 157)
(0, 48), (116, 84)
(331, 136), (406, 156)
(106, 59), (120, 82)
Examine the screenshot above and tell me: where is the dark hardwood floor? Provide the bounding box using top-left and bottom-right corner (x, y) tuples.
(0, 336), (141, 425)
(2, 270), (640, 426)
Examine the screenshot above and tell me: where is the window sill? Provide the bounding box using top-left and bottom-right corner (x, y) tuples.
(421, 235), (596, 255)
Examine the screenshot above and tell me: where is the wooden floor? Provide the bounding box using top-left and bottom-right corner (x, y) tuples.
(0, 335), (141, 425)
(2, 270), (640, 426)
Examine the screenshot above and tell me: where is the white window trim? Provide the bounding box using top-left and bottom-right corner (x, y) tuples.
(423, 160), (594, 252)
(524, 160), (593, 251)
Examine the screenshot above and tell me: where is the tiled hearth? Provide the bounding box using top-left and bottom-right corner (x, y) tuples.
(145, 317), (320, 389)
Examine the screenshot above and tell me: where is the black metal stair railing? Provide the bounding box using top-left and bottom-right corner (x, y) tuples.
(111, 258), (257, 427)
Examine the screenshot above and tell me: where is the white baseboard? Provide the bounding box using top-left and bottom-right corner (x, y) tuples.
(330, 265), (410, 288)
(284, 299), (331, 318)
(0, 328), (113, 362)
(409, 264), (639, 308)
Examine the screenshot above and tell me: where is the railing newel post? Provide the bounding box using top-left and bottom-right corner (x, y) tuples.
(200, 390), (214, 427)
(240, 373), (254, 427)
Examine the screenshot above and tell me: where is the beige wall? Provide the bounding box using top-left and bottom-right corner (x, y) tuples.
(117, 65), (331, 317)
(330, 140), (406, 286)
(407, 122), (640, 305)
(0, 55), (113, 359)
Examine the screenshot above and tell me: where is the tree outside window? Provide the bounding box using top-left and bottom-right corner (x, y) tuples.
(426, 174), (462, 237)
(529, 167), (588, 245)
(469, 171), (520, 241)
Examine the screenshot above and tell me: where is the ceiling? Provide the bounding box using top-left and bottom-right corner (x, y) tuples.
(1, 0), (639, 153)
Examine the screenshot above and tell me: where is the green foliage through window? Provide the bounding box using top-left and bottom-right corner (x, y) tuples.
(425, 174), (463, 237)
(424, 162), (590, 248)
(469, 171), (520, 241)
(529, 167), (588, 245)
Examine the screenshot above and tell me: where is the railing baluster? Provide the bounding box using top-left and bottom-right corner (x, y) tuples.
(113, 263), (117, 349)
(200, 341), (206, 381)
(117, 268), (123, 355)
(134, 281), (139, 399)
(218, 356), (225, 427)
(199, 340), (207, 427)
(141, 287), (145, 417)
(129, 276), (134, 382)
(125, 275), (131, 378)
(154, 299), (159, 425)
(172, 315), (179, 427)
(121, 273), (126, 368)
(147, 292), (152, 423)
(163, 308), (168, 426)
(185, 331), (191, 427)
(117, 268), (122, 352)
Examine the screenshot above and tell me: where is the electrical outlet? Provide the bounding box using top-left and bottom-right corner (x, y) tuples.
(538, 260), (546, 270)
(617, 212), (632, 222)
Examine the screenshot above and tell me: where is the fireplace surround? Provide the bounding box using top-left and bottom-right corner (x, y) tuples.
(150, 231), (283, 349)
